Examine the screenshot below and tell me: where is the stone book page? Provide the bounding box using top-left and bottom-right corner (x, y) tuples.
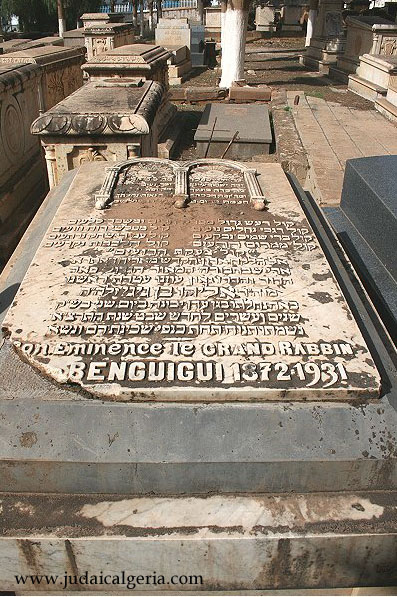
(2, 159), (380, 401)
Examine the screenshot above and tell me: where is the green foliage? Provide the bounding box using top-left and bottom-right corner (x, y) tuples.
(1, 0), (102, 32)
(64, 0), (102, 27)
(1, 0), (54, 31)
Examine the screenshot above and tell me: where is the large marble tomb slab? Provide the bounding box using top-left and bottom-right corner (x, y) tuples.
(2, 159), (380, 402)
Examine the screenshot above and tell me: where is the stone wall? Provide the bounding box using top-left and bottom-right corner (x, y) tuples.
(162, 6), (200, 20)
(0, 64), (46, 269)
(0, 46), (86, 111)
(0, 47), (86, 269)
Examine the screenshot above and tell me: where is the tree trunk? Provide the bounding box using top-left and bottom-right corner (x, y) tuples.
(219, 0), (249, 88)
(148, 0), (154, 31)
(140, 0), (145, 37)
(110, 0), (116, 10)
(133, 0), (138, 27)
(57, 0), (66, 37)
(156, 0), (162, 21)
(305, 0), (318, 46)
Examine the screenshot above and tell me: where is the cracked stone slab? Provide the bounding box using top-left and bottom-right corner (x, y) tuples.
(2, 159), (380, 402)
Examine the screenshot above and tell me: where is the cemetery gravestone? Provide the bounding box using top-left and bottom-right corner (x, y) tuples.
(325, 155), (397, 342)
(155, 18), (205, 67)
(31, 80), (165, 187)
(82, 44), (171, 87)
(330, 16), (397, 83)
(2, 158), (380, 402)
(195, 104), (273, 159)
(0, 46), (85, 110)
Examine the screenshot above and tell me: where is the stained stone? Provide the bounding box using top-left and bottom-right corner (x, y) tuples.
(30, 80), (166, 187)
(2, 159), (380, 402)
(195, 104), (273, 159)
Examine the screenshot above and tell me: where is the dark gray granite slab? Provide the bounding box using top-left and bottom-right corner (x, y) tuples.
(194, 103), (273, 144)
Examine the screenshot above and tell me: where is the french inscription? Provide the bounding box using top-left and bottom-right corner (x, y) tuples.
(3, 159), (380, 401)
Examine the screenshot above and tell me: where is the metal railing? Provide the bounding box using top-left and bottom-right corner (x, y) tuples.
(100, 0), (197, 12)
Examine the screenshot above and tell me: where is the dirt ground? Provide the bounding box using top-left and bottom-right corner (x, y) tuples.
(179, 36), (373, 110)
(173, 35), (375, 160)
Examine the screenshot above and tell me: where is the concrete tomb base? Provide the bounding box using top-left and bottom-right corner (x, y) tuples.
(375, 83), (397, 122)
(0, 158), (396, 590)
(329, 16), (397, 82)
(348, 54), (397, 101)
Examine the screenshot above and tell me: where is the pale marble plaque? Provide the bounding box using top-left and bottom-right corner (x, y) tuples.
(2, 159), (380, 401)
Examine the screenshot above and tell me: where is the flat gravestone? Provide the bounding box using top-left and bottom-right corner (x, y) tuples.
(195, 104), (273, 160)
(2, 159), (380, 402)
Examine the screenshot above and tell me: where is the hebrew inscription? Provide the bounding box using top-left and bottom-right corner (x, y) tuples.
(3, 159), (380, 401)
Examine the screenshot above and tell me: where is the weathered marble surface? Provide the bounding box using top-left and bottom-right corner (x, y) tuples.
(1, 491), (397, 592)
(31, 81), (165, 187)
(0, 45), (85, 110)
(2, 160), (380, 401)
(82, 43), (171, 87)
(84, 22), (135, 61)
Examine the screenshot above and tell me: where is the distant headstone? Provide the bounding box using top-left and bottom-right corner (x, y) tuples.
(81, 12), (120, 28)
(63, 28), (85, 49)
(82, 44), (171, 88)
(2, 159), (380, 402)
(256, 5), (277, 32)
(194, 104), (273, 159)
(155, 18), (205, 67)
(83, 22), (135, 60)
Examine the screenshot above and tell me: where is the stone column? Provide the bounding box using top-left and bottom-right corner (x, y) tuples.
(43, 145), (58, 189)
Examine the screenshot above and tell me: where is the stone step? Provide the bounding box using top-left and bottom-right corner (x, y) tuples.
(158, 112), (186, 159)
(328, 65), (349, 84)
(169, 86), (228, 103)
(348, 74), (388, 102)
(375, 96), (397, 124)
(1, 491), (397, 592)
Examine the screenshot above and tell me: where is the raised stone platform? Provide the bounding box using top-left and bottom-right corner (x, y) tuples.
(195, 103), (273, 159)
(348, 54), (397, 101)
(1, 491), (397, 592)
(0, 160), (396, 590)
(31, 80), (165, 186)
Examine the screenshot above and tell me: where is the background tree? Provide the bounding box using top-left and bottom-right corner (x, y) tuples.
(219, 0), (250, 88)
(156, 0), (162, 21)
(57, 0), (65, 36)
(1, 0), (101, 32)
